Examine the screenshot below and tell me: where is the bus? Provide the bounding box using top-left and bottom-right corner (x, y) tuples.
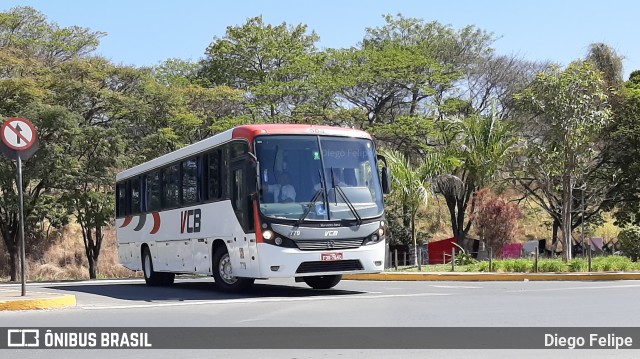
(115, 124), (391, 291)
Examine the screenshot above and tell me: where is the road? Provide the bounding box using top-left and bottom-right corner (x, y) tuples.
(2, 277), (640, 358)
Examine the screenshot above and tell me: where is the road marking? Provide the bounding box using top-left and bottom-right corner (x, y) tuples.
(81, 292), (450, 310)
(431, 285), (483, 289)
(505, 283), (640, 293)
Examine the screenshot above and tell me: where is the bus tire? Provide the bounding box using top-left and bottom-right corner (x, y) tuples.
(303, 275), (342, 289)
(142, 247), (174, 286)
(212, 245), (254, 292)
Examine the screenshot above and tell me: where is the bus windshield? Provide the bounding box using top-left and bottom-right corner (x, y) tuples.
(255, 135), (384, 222)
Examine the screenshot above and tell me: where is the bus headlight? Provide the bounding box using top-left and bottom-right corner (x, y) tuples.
(274, 237), (283, 246)
(262, 230), (274, 241)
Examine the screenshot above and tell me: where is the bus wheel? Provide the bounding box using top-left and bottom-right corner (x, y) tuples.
(142, 247), (174, 286)
(303, 275), (342, 289)
(212, 246), (254, 292)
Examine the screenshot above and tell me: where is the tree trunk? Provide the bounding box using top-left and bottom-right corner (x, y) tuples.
(562, 172), (574, 261)
(9, 249), (18, 282)
(411, 213), (417, 266)
(88, 255), (97, 279)
(551, 218), (560, 255)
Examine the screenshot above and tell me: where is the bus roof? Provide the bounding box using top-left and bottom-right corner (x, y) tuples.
(116, 124), (372, 181)
(231, 124), (372, 142)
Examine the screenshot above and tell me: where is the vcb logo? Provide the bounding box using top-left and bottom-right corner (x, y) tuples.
(7, 329), (40, 347)
(180, 208), (201, 233)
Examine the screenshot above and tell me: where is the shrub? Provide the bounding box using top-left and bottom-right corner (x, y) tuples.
(592, 256), (632, 271)
(475, 261), (490, 272)
(618, 226), (640, 262)
(512, 259), (534, 273)
(471, 188), (523, 255)
(568, 258), (588, 272)
(538, 259), (567, 272)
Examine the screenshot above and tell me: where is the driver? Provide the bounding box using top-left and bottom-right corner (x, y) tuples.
(267, 172), (296, 203)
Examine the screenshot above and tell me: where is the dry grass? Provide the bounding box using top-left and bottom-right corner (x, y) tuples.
(1, 224), (140, 282)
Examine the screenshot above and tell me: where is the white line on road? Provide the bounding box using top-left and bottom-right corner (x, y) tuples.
(81, 292), (450, 310)
(505, 283), (640, 293)
(431, 285), (483, 289)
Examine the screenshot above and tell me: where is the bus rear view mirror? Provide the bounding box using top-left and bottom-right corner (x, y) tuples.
(382, 167), (391, 194)
(377, 155), (391, 194)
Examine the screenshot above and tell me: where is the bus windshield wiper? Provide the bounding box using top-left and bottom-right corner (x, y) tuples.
(297, 170), (326, 224)
(330, 167), (362, 224)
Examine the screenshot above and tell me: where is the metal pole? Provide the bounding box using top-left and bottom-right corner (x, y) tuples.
(17, 154), (26, 296)
(588, 238), (592, 272)
(535, 249), (539, 273)
(451, 247), (455, 272)
(394, 249), (398, 271)
(489, 247), (493, 272)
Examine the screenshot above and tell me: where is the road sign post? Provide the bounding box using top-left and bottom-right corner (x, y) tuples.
(1, 117), (38, 297)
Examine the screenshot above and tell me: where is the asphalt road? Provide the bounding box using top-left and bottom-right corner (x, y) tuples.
(2, 277), (640, 358)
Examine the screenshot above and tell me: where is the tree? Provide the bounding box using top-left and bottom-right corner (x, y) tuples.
(471, 188), (523, 255)
(0, 6), (104, 65)
(618, 225), (640, 262)
(200, 16), (319, 120)
(384, 150), (431, 265)
(608, 71), (640, 225)
(0, 105), (79, 281)
(515, 61), (612, 261)
(62, 126), (122, 279)
(432, 112), (518, 252)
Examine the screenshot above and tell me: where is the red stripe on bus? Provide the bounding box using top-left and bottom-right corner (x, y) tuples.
(253, 199), (263, 243)
(150, 212), (161, 234)
(120, 216), (133, 228)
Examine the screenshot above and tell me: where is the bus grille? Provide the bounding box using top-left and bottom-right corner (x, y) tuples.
(295, 260), (364, 274)
(294, 238), (364, 251)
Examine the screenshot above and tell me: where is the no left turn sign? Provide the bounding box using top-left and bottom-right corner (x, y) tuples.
(1, 118), (37, 151)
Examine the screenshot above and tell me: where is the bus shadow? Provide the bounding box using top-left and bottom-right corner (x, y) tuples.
(46, 279), (365, 302)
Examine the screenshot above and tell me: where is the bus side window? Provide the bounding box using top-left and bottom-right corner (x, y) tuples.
(130, 177), (141, 215)
(116, 183), (127, 217)
(230, 141), (248, 159)
(182, 157), (199, 205)
(207, 150), (222, 201)
(146, 171), (161, 211)
(163, 164), (180, 209)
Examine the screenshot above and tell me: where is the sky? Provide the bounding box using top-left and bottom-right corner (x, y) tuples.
(1, 0), (638, 79)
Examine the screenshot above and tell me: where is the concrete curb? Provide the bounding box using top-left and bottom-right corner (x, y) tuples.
(343, 272), (640, 281)
(0, 291), (76, 311)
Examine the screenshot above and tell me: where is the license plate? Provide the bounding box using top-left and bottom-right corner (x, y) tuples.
(321, 252), (343, 261)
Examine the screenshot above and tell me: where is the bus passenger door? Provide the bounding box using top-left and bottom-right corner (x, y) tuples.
(230, 159), (257, 277)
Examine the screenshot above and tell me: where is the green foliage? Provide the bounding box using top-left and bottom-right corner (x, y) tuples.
(538, 259), (568, 273)
(568, 258), (588, 272)
(591, 256), (632, 271)
(473, 261), (490, 272)
(618, 226), (640, 261)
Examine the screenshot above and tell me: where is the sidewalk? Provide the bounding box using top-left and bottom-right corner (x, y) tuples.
(0, 289), (76, 311)
(343, 272), (640, 281)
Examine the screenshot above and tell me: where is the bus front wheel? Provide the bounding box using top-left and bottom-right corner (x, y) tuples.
(212, 246), (254, 292)
(303, 275), (342, 289)
(142, 247), (175, 286)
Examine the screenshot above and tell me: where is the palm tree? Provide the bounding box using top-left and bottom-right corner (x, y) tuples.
(384, 149), (441, 266)
(434, 112), (518, 253)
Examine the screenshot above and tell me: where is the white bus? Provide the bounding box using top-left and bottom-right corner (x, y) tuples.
(115, 124), (391, 291)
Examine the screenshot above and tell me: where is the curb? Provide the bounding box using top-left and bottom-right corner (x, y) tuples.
(343, 272), (640, 281)
(0, 292), (76, 311)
